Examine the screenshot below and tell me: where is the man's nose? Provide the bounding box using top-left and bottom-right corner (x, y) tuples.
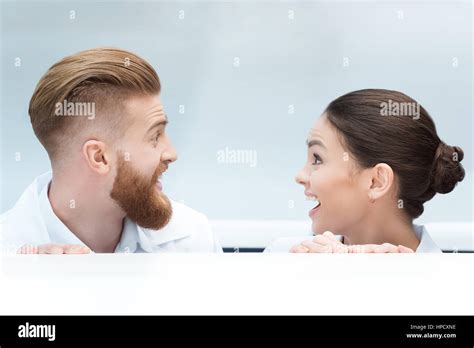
(161, 138), (178, 164)
(162, 149), (177, 164)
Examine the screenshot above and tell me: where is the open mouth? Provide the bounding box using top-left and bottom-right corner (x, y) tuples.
(153, 164), (168, 193)
(307, 195), (321, 217)
(155, 175), (163, 192)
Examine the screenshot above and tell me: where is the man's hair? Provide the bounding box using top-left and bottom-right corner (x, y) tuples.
(29, 47), (161, 160)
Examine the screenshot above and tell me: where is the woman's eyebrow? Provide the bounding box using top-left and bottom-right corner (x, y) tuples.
(306, 139), (327, 149)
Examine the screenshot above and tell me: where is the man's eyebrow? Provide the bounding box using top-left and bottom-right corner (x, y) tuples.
(306, 139), (327, 149)
(146, 114), (168, 134)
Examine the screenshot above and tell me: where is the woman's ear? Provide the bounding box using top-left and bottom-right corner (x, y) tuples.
(368, 163), (394, 202)
(82, 140), (110, 175)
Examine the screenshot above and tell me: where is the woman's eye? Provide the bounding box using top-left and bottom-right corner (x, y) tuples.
(154, 132), (162, 141)
(312, 153), (322, 165)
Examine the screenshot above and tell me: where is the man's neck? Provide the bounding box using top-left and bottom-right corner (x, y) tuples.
(47, 177), (126, 253)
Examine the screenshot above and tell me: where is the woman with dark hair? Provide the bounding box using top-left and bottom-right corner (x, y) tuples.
(266, 89), (465, 253)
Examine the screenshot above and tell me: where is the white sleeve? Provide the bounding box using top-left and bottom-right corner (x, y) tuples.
(205, 217), (223, 253)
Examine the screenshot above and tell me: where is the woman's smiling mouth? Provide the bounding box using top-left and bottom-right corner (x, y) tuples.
(309, 200), (321, 217)
(305, 190), (321, 217)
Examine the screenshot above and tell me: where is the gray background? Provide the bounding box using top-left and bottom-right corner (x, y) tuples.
(1, 0), (472, 225)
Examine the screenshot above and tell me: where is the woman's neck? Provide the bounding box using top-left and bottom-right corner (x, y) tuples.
(342, 211), (420, 251)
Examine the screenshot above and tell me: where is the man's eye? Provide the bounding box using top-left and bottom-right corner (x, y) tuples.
(312, 153), (322, 165)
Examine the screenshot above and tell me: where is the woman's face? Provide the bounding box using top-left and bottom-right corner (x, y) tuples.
(295, 114), (371, 235)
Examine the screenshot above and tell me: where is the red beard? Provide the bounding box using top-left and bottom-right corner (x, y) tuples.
(110, 155), (172, 230)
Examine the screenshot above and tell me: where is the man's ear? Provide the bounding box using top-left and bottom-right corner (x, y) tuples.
(368, 163), (394, 202)
(82, 140), (110, 174)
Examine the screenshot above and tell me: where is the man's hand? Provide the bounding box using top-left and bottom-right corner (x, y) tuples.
(290, 231), (414, 253)
(17, 244), (91, 254)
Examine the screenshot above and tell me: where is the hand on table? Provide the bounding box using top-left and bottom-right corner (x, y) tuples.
(290, 231), (414, 253)
(17, 244), (91, 254)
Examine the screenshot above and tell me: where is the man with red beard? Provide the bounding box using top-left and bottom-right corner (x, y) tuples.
(0, 48), (222, 254)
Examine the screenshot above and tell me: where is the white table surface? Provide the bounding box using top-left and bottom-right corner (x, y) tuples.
(1, 253), (473, 315)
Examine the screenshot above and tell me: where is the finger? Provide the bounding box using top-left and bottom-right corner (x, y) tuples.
(322, 231), (337, 240)
(37, 244), (64, 254)
(398, 245), (415, 253)
(310, 237), (348, 253)
(290, 244), (310, 253)
(349, 244), (379, 253)
(63, 245), (91, 254)
(17, 245), (27, 254)
(376, 243), (400, 253)
(78, 246), (91, 254)
(332, 242), (349, 253)
(312, 234), (333, 245)
(17, 245), (38, 254)
(318, 239), (348, 253)
(349, 243), (404, 253)
(301, 240), (333, 253)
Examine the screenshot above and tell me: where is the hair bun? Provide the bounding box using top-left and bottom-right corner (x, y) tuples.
(431, 142), (465, 194)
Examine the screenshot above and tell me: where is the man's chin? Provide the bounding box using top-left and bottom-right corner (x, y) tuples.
(114, 190), (173, 230)
(133, 205), (173, 230)
(110, 157), (173, 230)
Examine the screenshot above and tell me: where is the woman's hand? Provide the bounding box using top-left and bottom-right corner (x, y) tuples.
(290, 231), (348, 253)
(348, 243), (414, 253)
(290, 231), (414, 253)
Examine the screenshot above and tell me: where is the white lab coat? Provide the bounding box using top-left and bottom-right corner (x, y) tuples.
(0, 172), (223, 254)
(264, 224), (442, 253)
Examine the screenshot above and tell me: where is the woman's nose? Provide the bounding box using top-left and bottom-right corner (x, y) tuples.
(295, 168), (307, 186)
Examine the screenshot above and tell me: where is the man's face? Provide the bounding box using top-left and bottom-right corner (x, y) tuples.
(110, 94), (177, 230)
